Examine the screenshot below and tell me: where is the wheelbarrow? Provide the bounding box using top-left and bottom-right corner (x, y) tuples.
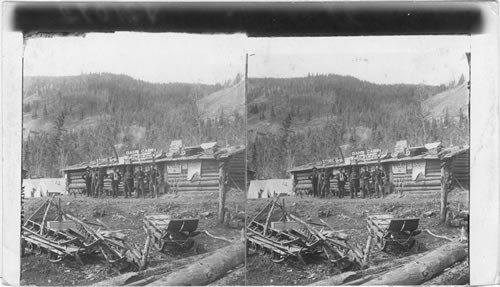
(367, 214), (421, 251)
(143, 214), (200, 253)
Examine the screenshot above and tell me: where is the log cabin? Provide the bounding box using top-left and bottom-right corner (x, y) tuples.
(61, 143), (245, 196)
(288, 144), (469, 196)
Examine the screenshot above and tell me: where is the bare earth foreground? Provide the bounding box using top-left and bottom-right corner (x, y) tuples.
(21, 190), (245, 286)
(246, 189), (469, 286)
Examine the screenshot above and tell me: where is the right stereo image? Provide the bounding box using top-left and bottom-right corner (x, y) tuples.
(245, 36), (470, 286)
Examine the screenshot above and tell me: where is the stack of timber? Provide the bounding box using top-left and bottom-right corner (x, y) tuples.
(22, 196), (148, 270)
(311, 242), (468, 285)
(247, 196), (367, 269)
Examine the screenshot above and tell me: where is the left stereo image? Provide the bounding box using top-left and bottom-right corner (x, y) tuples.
(20, 32), (247, 286)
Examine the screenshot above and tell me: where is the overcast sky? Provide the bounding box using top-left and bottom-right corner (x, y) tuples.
(247, 36), (471, 86)
(24, 33), (247, 85)
(24, 33), (470, 86)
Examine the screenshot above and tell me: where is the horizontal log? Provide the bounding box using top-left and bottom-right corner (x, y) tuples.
(362, 242), (467, 285)
(95, 250), (220, 286)
(421, 259), (469, 285)
(177, 183), (219, 188)
(400, 188), (441, 192)
(148, 241), (245, 286)
(398, 180), (441, 186)
(175, 187), (220, 192)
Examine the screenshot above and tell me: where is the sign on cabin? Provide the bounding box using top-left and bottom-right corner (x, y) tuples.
(169, 140), (183, 155)
(352, 149), (380, 162)
(166, 162), (181, 174)
(395, 140), (408, 148)
(351, 150), (365, 156)
(392, 162), (407, 174)
(411, 161), (426, 180)
(321, 158), (344, 166)
(126, 148), (157, 156)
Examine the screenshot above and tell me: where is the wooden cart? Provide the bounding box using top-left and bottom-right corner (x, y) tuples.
(143, 214), (199, 253)
(367, 214), (421, 251)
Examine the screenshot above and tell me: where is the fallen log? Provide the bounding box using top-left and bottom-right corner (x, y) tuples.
(147, 241), (245, 286)
(362, 242), (466, 285)
(95, 251), (219, 286)
(421, 259), (469, 285)
(310, 251), (431, 285)
(345, 272), (388, 285)
(207, 264), (245, 286)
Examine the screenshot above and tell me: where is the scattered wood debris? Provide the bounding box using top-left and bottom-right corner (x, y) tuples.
(246, 196), (368, 270)
(23, 196), (150, 271)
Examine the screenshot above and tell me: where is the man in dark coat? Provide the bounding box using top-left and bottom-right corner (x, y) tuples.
(148, 165), (161, 198)
(96, 166), (108, 198)
(135, 166), (146, 199)
(349, 167), (360, 198)
(360, 166), (372, 198)
(337, 168), (348, 198)
(308, 167), (320, 197)
(82, 166), (92, 197)
(124, 166), (134, 198)
(91, 168), (98, 197)
(111, 167), (122, 198)
(321, 168), (332, 198)
(373, 165), (386, 198)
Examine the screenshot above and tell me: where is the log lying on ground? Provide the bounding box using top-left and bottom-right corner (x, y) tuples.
(362, 242), (466, 285)
(310, 251), (430, 286)
(421, 259), (469, 285)
(95, 251), (218, 286)
(147, 241), (245, 286)
(207, 264), (245, 286)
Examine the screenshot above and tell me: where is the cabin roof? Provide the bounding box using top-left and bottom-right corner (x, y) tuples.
(61, 144), (245, 172)
(288, 145), (469, 173)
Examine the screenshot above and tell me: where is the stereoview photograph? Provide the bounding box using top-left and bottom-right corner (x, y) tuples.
(246, 36), (470, 285)
(20, 33), (246, 286)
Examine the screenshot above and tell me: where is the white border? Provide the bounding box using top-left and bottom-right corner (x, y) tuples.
(1, 1), (499, 286)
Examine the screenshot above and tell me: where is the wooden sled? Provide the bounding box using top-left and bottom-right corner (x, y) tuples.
(367, 214), (421, 251)
(143, 214), (200, 253)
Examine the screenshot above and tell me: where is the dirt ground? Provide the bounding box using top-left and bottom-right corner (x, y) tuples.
(246, 189), (469, 286)
(21, 190), (245, 286)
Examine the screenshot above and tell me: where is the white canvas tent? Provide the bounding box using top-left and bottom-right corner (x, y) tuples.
(23, 179), (41, 198)
(247, 179), (293, 199)
(23, 178), (66, 198)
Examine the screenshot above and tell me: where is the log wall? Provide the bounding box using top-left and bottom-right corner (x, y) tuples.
(292, 159), (448, 196)
(161, 159), (220, 193)
(450, 150), (469, 188)
(65, 152), (246, 195)
(226, 151), (246, 190)
(66, 167), (126, 194)
(388, 159), (441, 195)
(293, 169), (352, 195)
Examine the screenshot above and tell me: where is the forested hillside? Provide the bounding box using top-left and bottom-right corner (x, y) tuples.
(22, 73), (245, 177)
(247, 74), (469, 178)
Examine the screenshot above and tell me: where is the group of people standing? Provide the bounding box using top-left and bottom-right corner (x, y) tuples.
(81, 164), (161, 199)
(307, 165), (386, 199)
